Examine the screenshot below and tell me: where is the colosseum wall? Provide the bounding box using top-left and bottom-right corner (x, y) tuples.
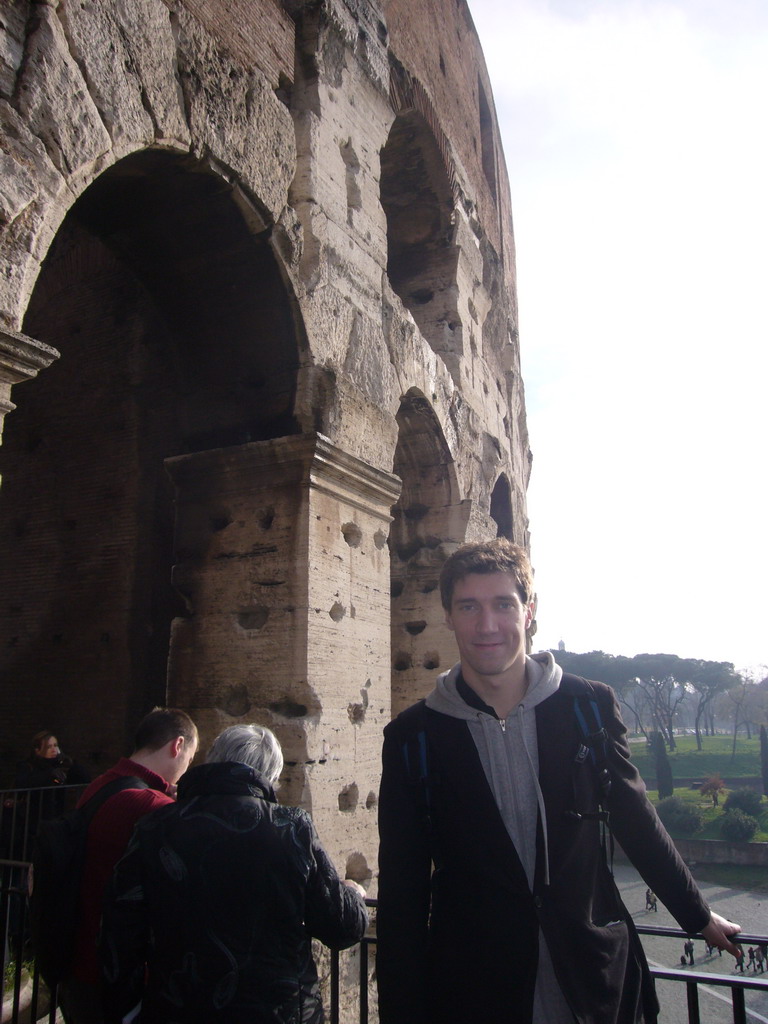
(0, 0), (531, 881)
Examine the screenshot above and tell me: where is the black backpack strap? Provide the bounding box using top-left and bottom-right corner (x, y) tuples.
(572, 689), (615, 869)
(401, 703), (439, 848)
(78, 775), (150, 825)
(573, 696), (612, 802)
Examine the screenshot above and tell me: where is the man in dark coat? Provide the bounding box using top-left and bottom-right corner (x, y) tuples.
(101, 723), (368, 1024)
(376, 539), (741, 1024)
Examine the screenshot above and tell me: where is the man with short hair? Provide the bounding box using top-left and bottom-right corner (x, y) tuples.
(101, 723), (367, 1024)
(59, 707), (198, 1024)
(377, 538), (741, 1024)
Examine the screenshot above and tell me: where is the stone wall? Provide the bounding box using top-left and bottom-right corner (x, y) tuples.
(0, 0), (530, 885)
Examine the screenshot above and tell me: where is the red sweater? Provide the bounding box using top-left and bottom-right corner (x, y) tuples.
(73, 758), (173, 984)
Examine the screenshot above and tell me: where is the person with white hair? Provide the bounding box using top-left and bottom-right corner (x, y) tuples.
(101, 724), (367, 1024)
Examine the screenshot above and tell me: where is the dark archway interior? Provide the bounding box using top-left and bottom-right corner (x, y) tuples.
(490, 474), (513, 539)
(389, 390), (458, 716)
(0, 150), (301, 767)
(380, 112), (460, 360)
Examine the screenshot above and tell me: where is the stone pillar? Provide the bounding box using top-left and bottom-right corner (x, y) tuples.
(165, 433), (401, 879)
(0, 328), (60, 443)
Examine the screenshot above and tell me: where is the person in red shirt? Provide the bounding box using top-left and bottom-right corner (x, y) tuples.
(58, 707), (198, 1024)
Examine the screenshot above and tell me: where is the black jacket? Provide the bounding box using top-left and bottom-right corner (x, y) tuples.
(102, 761), (368, 1024)
(377, 674), (711, 1024)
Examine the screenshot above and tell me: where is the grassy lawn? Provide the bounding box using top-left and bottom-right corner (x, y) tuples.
(629, 734), (761, 781)
(645, 786), (768, 842)
(627, 736), (768, 842)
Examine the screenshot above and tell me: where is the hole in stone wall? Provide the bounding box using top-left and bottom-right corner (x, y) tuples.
(345, 851), (371, 884)
(347, 702), (365, 724)
(237, 607), (269, 631)
(269, 697), (308, 718)
(374, 529), (387, 549)
(329, 601), (346, 622)
(219, 684), (252, 717)
(210, 514), (232, 532)
(365, 791), (378, 810)
(390, 580), (404, 598)
(405, 620), (426, 635)
(342, 522), (362, 547)
(259, 507), (275, 529)
(393, 653), (412, 671)
(338, 782), (359, 812)
(423, 652), (440, 670)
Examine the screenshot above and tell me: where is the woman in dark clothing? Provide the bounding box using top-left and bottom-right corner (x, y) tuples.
(12, 731), (90, 851)
(15, 731), (91, 790)
(102, 724), (368, 1024)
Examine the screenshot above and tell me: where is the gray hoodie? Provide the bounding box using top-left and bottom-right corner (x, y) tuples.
(425, 650), (574, 1023)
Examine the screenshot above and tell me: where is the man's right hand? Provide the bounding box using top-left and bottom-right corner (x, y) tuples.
(702, 912), (742, 958)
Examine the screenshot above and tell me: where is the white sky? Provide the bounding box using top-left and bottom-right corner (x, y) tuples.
(468, 0), (768, 672)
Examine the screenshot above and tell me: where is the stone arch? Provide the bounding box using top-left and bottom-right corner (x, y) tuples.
(490, 473), (513, 539)
(389, 388), (463, 716)
(380, 101), (461, 365)
(0, 148), (303, 761)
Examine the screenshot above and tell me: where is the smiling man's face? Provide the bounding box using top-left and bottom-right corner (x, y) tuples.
(445, 571), (533, 694)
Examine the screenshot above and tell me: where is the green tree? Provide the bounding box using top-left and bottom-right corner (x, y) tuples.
(686, 660), (737, 749)
(761, 724), (768, 797)
(648, 731), (673, 799)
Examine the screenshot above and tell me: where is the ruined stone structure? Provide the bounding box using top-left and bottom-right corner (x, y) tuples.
(0, 0), (530, 886)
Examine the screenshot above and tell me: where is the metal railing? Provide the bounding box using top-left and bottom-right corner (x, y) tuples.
(2, 783), (88, 1024)
(328, 908), (768, 1024)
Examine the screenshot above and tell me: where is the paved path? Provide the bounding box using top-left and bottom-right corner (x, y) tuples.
(616, 862), (768, 1023)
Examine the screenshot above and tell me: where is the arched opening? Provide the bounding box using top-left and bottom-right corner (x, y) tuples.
(478, 78), (498, 203)
(389, 389), (461, 716)
(0, 149), (302, 764)
(380, 112), (460, 363)
(490, 474), (513, 539)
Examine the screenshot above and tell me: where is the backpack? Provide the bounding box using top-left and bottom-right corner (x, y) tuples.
(29, 775), (148, 987)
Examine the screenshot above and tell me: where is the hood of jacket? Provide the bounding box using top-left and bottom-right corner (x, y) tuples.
(176, 760), (277, 803)
(425, 650), (563, 718)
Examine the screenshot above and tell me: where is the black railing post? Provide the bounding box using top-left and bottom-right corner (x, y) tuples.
(330, 947), (340, 1024)
(359, 939), (369, 1024)
(685, 979), (700, 1024)
(731, 985), (746, 1024)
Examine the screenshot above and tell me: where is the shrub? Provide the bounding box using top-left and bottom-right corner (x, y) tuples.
(720, 809), (759, 843)
(723, 787), (763, 817)
(656, 796), (703, 835)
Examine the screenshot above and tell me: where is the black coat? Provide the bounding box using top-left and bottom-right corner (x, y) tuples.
(376, 674), (710, 1024)
(102, 761), (368, 1024)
